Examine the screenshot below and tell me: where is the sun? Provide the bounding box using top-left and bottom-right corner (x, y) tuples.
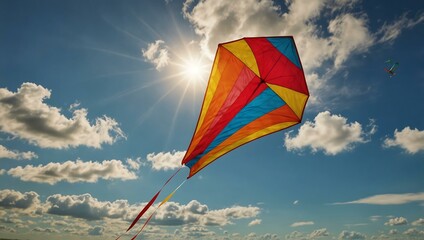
(185, 60), (203, 79)
(167, 39), (212, 88)
(176, 54), (210, 85)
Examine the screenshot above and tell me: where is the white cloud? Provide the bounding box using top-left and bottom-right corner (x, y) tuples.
(327, 13), (374, 68)
(181, 0), (423, 107)
(0, 225), (16, 233)
(249, 219), (262, 226)
(176, 225), (216, 239)
(377, 12), (424, 43)
(32, 227), (60, 233)
(309, 228), (329, 238)
(384, 217), (408, 226)
(126, 157), (141, 170)
(0, 189), (260, 229)
(0, 83), (125, 149)
(147, 150), (185, 170)
(44, 193), (132, 220)
(285, 228), (329, 239)
(383, 127), (424, 154)
(293, 200), (299, 205)
(334, 192), (424, 205)
(411, 218), (424, 226)
(389, 229), (398, 235)
(285, 230), (306, 240)
(152, 200), (260, 226)
(182, 0), (376, 104)
(142, 40), (170, 70)
(0, 169), (5, 175)
(0, 144), (37, 160)
(7, 159), (137, 185)
(0, 189), (40, 210)
(403, 228), (424, 237)
(338, 230), (366, 240)
(284, 111), (375, 155)
(291, 221), (314, 227)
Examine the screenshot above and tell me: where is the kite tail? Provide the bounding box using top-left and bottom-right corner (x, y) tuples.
(130, 179), (187, 240)
(115, 166), (183, 240)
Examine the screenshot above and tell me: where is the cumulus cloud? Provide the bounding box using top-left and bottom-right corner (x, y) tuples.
(338, 230), (366, 239)
(142, 40), (170, 70)
(1, 189), (259, 229)
(0, 144), (37, 160)
(0, 225), (16, 233)
(403, 228), (424, 237)
(182, 0), (379, 104)
(0, 189), (40, 210)
(44, 193), (132, 220)
(7, 159), (137, 184)
(384, 217), (408, 226)
(183, 0), (373, 69)
(176, 225), (216, 239)
(0, 169), (5, 175)
(32, 227), (60, 233)
(147, 150), (185, 170)
(334, 192), (424, 205)
(383, 127), (424, 154)
(152, 200), (260, 226)
(285, 111), (375, 155)
(0, 83), (125, 149)
(249, 219), (262, 226)
(180, 0), (424, 107)
(291, 221), (314, 227)
(285, 228), (329, 239)
(126, 157), (142, 170)
(411, 218), (424, 226)
(309, 228), (329, 238)
(285, 230), (305, 239)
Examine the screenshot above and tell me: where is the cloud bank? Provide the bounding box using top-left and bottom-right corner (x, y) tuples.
(0, 189), (260, 228)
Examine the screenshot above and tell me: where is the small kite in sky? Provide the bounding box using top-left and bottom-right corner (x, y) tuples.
(384, 59), (399, 77)
(118, 36), (309, 239)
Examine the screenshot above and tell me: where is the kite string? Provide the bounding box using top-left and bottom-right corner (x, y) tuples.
(130, 179), (187, 240)
(115, 165), (183, 240)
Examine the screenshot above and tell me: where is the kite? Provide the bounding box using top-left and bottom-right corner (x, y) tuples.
(118, 36), (309, 239)
(384, 59), (399, 77)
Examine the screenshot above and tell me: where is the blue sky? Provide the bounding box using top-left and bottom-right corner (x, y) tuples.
(0, 0), (423, 239)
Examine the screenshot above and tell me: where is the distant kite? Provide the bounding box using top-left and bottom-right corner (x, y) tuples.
(384, 59), (399, 77)
(118, 36), (309, 239)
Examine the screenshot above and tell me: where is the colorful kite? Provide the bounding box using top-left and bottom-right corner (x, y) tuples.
(119, 36), (309, 239)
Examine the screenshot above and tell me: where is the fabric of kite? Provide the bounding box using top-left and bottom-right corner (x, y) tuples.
(120, 36), (308, 239)
(181, 36), (309, 178)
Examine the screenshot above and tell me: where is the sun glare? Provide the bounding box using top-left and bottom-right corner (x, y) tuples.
(177, 55), (209, 85)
